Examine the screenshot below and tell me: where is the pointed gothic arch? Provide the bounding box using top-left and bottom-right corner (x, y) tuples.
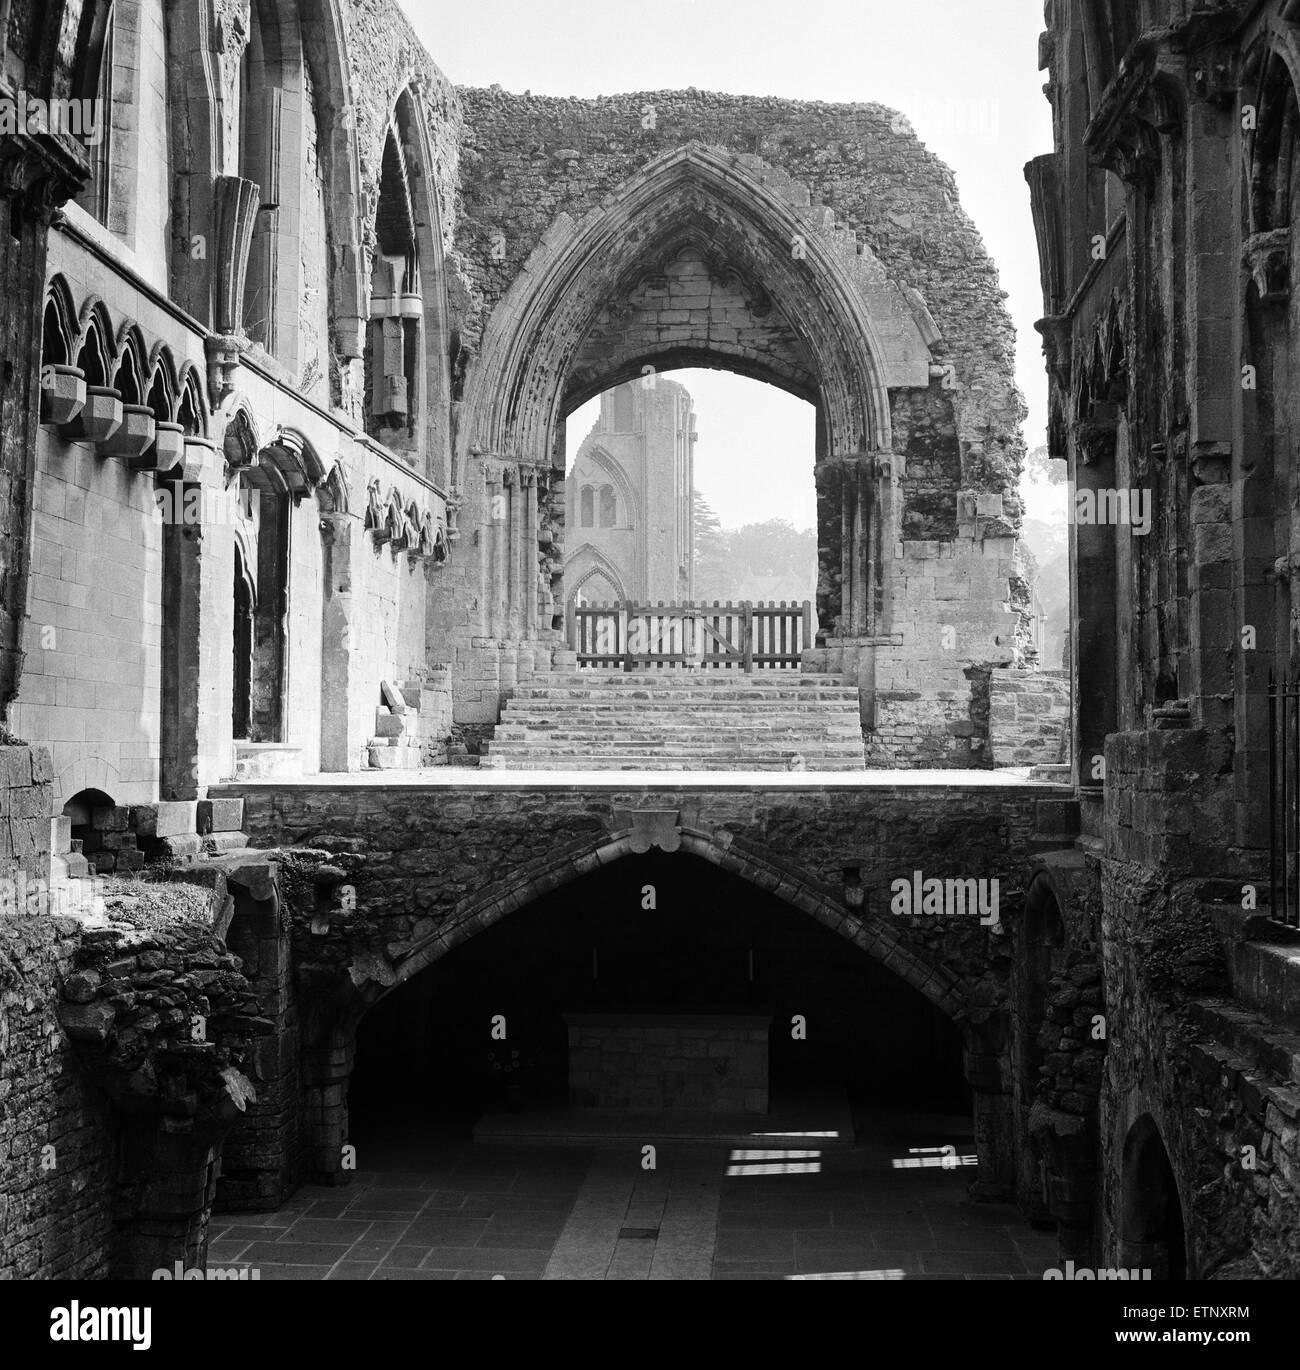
(464, 143), (924, 469)
(563, 543), (629, 609)
(363, 86), (453, 483)
(579, 444), (640, 529)
(352, 829), (969, 1032)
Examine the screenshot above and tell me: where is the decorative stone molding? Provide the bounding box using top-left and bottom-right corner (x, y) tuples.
(100, 402), (156, 461)
(1243, 228), (1290, 305)
(212, 175), (262, 336)
(61, 384), (122, 446)
(616, 808), (683, 854)
(1074, 418), (1118, 467)
(1084, 46), (1181, 186)
(446, 488), (464, 542)
(137, 421), (186, 472)
(0, 134), (87, 225)
(205, 334), (247, 405)
(1035, 315), (1072, 390)
(39, 363), (86, 426)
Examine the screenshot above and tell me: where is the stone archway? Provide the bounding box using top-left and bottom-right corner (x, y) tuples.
(294, 818), (1016, 1199)
(459, 144), (933, 646)
(386, 824), (966, 1019)
(1119, 1114), (1187, 1280)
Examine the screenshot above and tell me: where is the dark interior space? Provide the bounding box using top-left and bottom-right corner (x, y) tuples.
(349, 852), (970, 1135)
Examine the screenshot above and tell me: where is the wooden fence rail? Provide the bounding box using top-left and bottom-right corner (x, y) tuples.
(570, 600), (813, 672)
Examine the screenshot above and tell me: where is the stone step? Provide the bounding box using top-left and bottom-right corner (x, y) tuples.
(487, 669), (865, 772)
(505, 693), (861, 706)
(492, 715), (860, 728)
(482, 750), (865, 761)
(488, 731), (862, 747)
(514, 677), (849, 689)
(481, 754), (865, 771)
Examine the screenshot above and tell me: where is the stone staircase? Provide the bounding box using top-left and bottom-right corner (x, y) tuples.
(481, 670), (867, 770)
(368, 673), (453, 770)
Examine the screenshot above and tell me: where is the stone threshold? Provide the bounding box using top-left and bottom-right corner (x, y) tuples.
(210, 767), (1074, 794)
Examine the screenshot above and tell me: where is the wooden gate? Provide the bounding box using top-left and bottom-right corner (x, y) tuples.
(570, 601), (813, 672)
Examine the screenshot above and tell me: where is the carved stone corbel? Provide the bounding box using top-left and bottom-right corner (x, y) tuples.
(1243, 228), (1290, 306)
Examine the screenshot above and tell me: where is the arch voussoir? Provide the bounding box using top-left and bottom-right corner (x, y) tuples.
(383, 828), (972, 1025)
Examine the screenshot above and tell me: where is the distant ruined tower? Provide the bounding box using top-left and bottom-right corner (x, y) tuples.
(562, 378), (696, 614)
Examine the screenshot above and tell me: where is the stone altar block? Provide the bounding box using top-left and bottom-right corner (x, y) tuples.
(564, 1012), (771, 1113)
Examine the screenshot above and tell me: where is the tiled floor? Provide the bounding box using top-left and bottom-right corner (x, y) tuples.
(208, 1112), (1057, 1281)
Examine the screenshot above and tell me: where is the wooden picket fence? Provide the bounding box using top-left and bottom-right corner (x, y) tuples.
(570, 600), (813, 672)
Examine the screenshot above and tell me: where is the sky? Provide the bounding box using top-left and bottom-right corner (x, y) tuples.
(399, 0), (1054, 530)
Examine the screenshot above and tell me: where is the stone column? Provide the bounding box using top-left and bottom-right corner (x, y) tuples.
(300, 1032), (356, 1186)
(318, 511), (360, 773)
(111, 1123), (224, 1279)
(522, 468), (539, 636)
(159, 442), (233, 797)
(1237, 232), (1292, 848)
(216, 864), (298, 1210)
(964, 1017), (1016, 1201)
(506, 464), (524, 638)
(816, 458), (872, 641)
(487, 463), (508, 640)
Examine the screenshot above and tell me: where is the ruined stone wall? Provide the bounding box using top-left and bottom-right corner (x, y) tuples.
(1096, 845), (1300, 1278)
(0, 744), (116, 1278)
(226, 780), (1074, 1022)
(12, 427), (164, 807)
(1091, 727), (1300, 1276)
(448, 88), (1029, 753)
(298, 58), (332, 406)
(989, 668), (1070, 769)
(456, 87), (1024, 506)
(0, 910), (118, 1279)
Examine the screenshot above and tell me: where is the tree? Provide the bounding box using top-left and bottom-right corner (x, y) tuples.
(692, 490), (738, 601)
(1023, 443), (1067, 486)
(724, 519), (817, 603)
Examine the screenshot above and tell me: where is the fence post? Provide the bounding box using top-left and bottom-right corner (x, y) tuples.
(620, 602), (631, 673)
(742, 602), (753, 674)
(802, 600), (813, 661)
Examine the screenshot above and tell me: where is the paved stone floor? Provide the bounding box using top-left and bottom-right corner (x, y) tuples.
(209, 1110), (1058, 1280)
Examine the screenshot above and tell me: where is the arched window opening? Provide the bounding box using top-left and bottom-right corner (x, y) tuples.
(42, 299), (70, 369)
(240, 1), (276, 348)
(365, 96), (427, 461)
(579, 485), (595, 528)
(239, 0), (315, 369)
(146, 360), (175, 426)
(75, 8), (114, 225)
(176, 370), (205, 437)
(63, 788), (117, 875)
(227, 435), (298, 744)
(78, 321), (109, 390)
(232, 542), (255, 741)
(1018, 874), (1069, 1108)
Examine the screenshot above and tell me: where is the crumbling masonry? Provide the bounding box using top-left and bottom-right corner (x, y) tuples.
(0, 0), (1297, 1283)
